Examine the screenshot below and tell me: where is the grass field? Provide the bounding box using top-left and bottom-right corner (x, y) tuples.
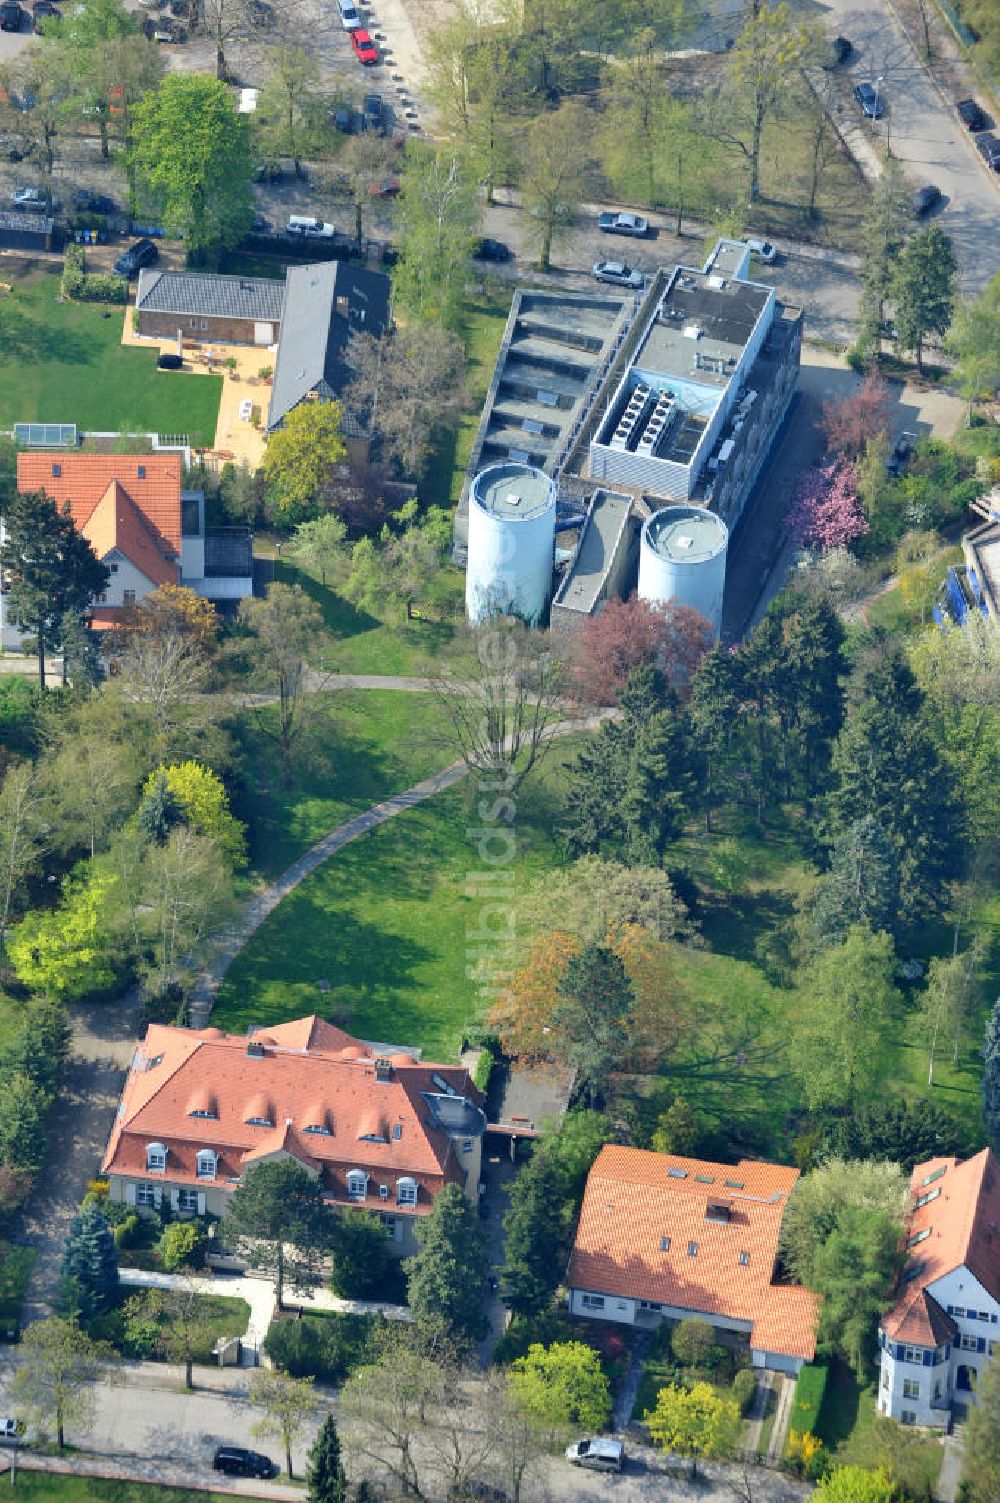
(270, 557), (471, 679)
(234, 689), (453, 879)
(92, 1290), (250, 1363)
(815, 1360), (944, 1493)
(4, 1478), (237, 1503)
(0, 266), (221, 444)
(214, 741), (582, 1058)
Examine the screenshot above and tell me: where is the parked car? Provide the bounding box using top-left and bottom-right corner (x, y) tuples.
(212, 1447), (278, 1480)
(0, 1419), (22, 1441)
(886, 431), (917, 478)
(853, 81), (886, 119)
(976, 132), (1000, 168)
(565, 1438), (624, 1473)
(76, 190), (116, 215)
(362, 91), (383, 131)
(332, 106), (357, 133)
(473, 237), (512, 262)
(742, 235), (776, 263)
(913, 185), (942, 217)
(0, 2), (24, 29)
(957, 97), (988, 132)
(339, 0), (360, 27)
(350, 27), (378, 64)
(0, 136), (24, 163)
(31, 0), (60, 28)
(10, 185), (45, 209)
(285, 215), (336, 239)
(250, 212), (270, 232)
(368, 175), (400, 196)
(157, 353), (183, 370)
(592, 259), (643, 288)
(821, 34), (851, 68)
(113, 237), (158, 277)
(597, 210), (648, 237)
(253, 159), (284, 182)
(148, 13), (185, 39)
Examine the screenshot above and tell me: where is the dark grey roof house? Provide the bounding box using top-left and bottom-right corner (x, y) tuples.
(266, 261), (391, 432)
(135, 270), (285, 346)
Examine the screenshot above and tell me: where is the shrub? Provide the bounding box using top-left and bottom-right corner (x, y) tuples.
(732, 1367), (757, 1415)
(472, 1042), (497, 1094)
(671, 1318), (716, 1369)
(263, 1312), (371, 1384)
(113, 1214), (142, 1251)
(60, 243), (127, 305)
(121, 1298), (161, 1359)
(787, 1363), (828, 1441)
(159, 1220), (205, 1271)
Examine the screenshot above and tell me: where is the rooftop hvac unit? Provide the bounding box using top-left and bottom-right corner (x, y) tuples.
(610, 384), (650, 452)
(717, 438), (735, 466)
(636, 392), (676, 457)
(683, 324), (702, 340)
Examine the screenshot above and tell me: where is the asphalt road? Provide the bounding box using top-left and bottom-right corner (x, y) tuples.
(807, 0), (1000, 290)
(0, 1357), (812, 1503)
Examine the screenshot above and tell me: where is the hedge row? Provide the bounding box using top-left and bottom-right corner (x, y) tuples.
(787, 1362), (828, 1438)
(61, 244), (127, 305)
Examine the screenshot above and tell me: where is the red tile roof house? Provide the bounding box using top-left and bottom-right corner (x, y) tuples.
(878, 1149), (1000, 1428)
(101, 1016), (486, 1258)
(566, 1145), (819, 1374)
(2, 454), (251, 648)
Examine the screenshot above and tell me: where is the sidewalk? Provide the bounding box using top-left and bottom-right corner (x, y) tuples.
(0, 1450), (304, 1501)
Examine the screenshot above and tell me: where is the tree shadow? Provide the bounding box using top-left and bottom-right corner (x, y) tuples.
(275, 558), (381, 643)
(0, 302), (94, 367)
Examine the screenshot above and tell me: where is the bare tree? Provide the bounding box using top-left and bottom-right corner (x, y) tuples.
(0, 763), (45, 953)
(323, 134), (399, 253)
(345, 326), (467, 479)
(520, 100), (591, 271)
(340, 1340), (447, 1501)
(428, 617), (565, 794)
(239, 583), (330, 786)
(803, 70), (842, 221)
(138, 826), (237, 1008)
(723, 2), (811, 202)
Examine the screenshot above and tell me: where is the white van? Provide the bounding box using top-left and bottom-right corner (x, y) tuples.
(565, 1438), (624, 1472)
(338, 0), (360, 27)
(285, 216), (336, 239)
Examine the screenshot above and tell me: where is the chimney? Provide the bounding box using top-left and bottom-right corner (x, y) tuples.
(246, 1041), (265, 1058)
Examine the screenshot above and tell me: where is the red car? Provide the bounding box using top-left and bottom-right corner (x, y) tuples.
(350, 27), (378, 64)
(368, 175), (400, 197)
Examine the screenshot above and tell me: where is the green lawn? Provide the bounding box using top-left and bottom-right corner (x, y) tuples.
(214, 743), (581, 1058)
(6, 1478), (237, 1503)
(92, 1289), (250, 1364)
(0, 266), (221, 444)
(270, 558), (472, 679)
(234, 689), (453, 879)
(815, 1360), (943, 1494)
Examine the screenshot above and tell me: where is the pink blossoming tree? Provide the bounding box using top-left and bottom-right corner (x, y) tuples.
(789, 461), (869, 553)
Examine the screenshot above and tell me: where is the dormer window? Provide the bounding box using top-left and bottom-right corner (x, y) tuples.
(303, 1123), (332, 1136)
(687, 1241), (698, 1257)
(245, 1116), (273, 1127)
(196, 1149), (218, 1180)
(739, 1251), (750, 1266)
(397, 1177), (417, 1206)
(146, 1142), (167, 1172)
(392, 1123), (403, 1140)
(347, 1170), (368, 1201)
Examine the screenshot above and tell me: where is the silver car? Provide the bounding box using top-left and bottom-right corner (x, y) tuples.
(592, 260), (643, 288)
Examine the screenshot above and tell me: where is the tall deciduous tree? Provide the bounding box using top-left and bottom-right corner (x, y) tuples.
(960, 1355), (1000, 1503)
(344, 504), (455, 623)
(340, 1337), (445, 1500)
(725, 2), (810, 202)
(554, 942), (633, 1107)
(569, 595), (712, 709)
(137, 826), (236, 1006)
(223, 1160), (327, 1308)
(509, 1341), (611, 1433)
(239, 584), (327, 786)
(0, 762), (45, 951)
(254, 45), (324, 178)
(393, 143), (480, 328)
(780, 1157), (909, 1286)
(9, 871), (118, 1002)
(405, 1183), (489, 1348)
(345, 327), (467, 480)
(11, 1317), (119, 1451)
(983, 998), (1000, 1152)
(0, 490), (109, 689)
(287, 514), (348, 587)
(52, 0), (162, 158)
(946, 268), (1000, 415)
(855, 162), (911, 364)
(812, 1204), (902, 1379)
(249, 1370), (319, 1479)
(645, 1381), (740, 1477)
(520, 100), (591, 271)
(788, 462), (869, 553)
(326, 132), (400, 255)
(128, 74), (254, 261)
(890, 223), (957, 374)
(262, 402), (347, 523)
(916, 949), (980, 1087)
(0, 49), (74, 213)
(814, 1466), (895, 1503)
(821, 376), (893, 460)
(789, 925), (900, 1112)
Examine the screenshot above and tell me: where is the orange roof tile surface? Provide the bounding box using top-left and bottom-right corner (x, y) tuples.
(16, 453), (183, 555)
(883, 1149), (1000, 1341)
(569, 1145), (818, 1361)
(102, 1015), (482, 1214)
(81, 481), (177, 587)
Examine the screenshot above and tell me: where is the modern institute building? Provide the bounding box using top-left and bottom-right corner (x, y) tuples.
(461, 240), (802, 635)
(101, 1015), (486, 1256)
(879, 1149), (1000, 1427)
(567, 1146), (818, 1374)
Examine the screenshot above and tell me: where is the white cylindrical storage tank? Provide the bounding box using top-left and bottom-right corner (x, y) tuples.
(465, 462), (557, 626)
(637, 504), (729, 638)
